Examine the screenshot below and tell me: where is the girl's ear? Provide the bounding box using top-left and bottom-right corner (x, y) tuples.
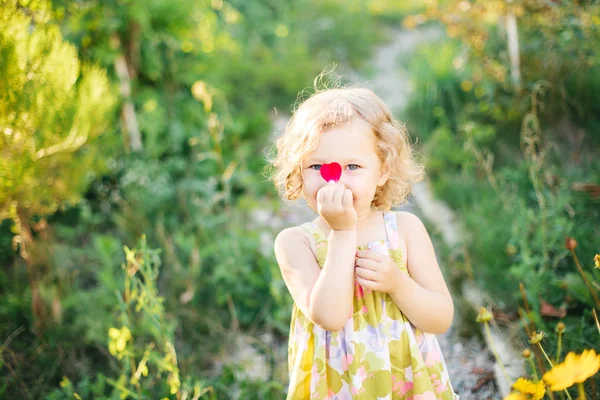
(377, 163), (390, 187)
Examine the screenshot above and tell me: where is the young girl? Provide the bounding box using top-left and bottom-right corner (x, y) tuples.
(269, 87), (458, 399)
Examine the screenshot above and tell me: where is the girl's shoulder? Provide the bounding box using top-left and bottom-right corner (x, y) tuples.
(274, 222), (320, 260)
(274, 225), (312, 248)
(392, 210), (424, 237)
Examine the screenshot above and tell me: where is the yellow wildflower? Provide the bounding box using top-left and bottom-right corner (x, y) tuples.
(543, 349), (600, 391)
(555, 322), (565, 333)
(529, 331), (545, 344)
(594, 254), (600, 269)
(402, 15), (418, 30)
(460, 80), (473, 92)
(108, 326), (132, 358)
(108, 327), (121, 339)
(512, 377), (546, 400)
(476, 307), (493, 323)
(503, 393), (527, 400)
(522, 349), (532, 359)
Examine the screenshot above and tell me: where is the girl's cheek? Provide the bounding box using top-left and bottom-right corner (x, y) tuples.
(302, 177), (322, 196)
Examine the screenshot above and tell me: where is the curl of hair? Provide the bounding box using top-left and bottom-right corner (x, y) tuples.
(266, 86), (425, 210)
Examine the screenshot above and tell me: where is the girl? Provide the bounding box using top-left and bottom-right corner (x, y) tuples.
(269, 87), (458, 399)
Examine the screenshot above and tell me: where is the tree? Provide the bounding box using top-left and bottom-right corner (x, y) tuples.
(0, 3), (116, 331)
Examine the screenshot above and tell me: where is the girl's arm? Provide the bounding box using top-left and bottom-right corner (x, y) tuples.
(274, 227), (356, 332)
(389, 212), (454, 334)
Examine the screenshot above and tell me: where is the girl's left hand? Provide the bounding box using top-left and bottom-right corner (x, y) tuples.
(355, 250), (401, 295)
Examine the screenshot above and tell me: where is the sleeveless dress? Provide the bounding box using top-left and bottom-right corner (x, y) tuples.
(286, 211), (458, 400)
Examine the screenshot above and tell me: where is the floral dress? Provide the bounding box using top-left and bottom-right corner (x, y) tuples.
(286, 211), (458, 399)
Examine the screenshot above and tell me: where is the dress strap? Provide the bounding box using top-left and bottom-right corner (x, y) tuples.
(383, 211), (399, 248)
(300, 222), (326, 242)
(300, 222), (328, 267)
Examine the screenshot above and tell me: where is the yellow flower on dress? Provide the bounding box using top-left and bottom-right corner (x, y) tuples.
(512, 377), (545, 400)
(543, 349), (600, 391)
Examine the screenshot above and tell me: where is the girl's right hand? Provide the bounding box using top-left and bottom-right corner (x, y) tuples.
(316, 183), (357, 231)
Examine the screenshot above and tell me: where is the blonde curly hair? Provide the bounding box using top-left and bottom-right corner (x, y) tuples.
(267, 86), (425, 210)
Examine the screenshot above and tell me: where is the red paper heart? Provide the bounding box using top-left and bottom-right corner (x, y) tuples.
(320, 162), (342, 183)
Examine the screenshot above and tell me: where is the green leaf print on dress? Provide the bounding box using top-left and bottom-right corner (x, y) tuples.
(286, 212), (458, 399)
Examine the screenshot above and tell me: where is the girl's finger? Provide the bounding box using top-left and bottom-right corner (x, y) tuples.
(323, 186), (334, 204)
(342, 189), (353, 208)
(356, 249), (385, 262)
(317, 188), (324, 205)
(331, 186), (342, 205)
(355, 257), (378, 271)
(355, 266), (377, 281)
(356, 276), (381, 292)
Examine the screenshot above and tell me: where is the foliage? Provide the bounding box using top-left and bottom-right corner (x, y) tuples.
(0, 3), (116, 222)
(402, 0), (600, 365)
(479, 308), (600, 399)
(367, 0), (427, 24)
(403, 1), (600, 165)
(44, 236), (218, 399)
(0, 0), (392, 398)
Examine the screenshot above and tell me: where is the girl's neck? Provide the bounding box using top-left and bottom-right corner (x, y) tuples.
(356, 208), (383, 228)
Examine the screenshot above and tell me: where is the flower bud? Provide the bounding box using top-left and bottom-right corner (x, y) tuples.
(476, 307), (493, 323)
(565, 236), (577, 250)
(529, 331), (545, 344)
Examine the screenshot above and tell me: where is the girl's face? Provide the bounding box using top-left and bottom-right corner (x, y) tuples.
(301, 118), (389, 219)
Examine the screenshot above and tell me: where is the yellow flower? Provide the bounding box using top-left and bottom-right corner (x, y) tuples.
(594, 254), (600, 269)
(476, 307), (493, 323)
(108, 327), (121, 339)
(512, 377), (546, 400)
(543, 349), (600, 391)
(108, 326), (132, 357)
(529, 331), (545, 344)
(402, 16), (418, 30)
(460, 80), (473, 92)
(60, 376), (71, 388)
(504, 393), (527, 400)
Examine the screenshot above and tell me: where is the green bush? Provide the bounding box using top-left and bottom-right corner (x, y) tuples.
(403, 0), (600, 359)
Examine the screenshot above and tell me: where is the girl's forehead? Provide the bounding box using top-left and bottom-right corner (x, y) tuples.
(308, 120), (378, 160)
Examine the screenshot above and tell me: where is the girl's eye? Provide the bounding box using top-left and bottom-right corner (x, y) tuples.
(309, 164), (321, 171)
(347, 164), (360, 171)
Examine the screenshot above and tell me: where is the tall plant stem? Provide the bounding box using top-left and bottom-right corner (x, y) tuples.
(527, 357), (539, 381)
(578, 382), (586, 400)
(484, 322), (510, 384)
(555, 331), (563, 364)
